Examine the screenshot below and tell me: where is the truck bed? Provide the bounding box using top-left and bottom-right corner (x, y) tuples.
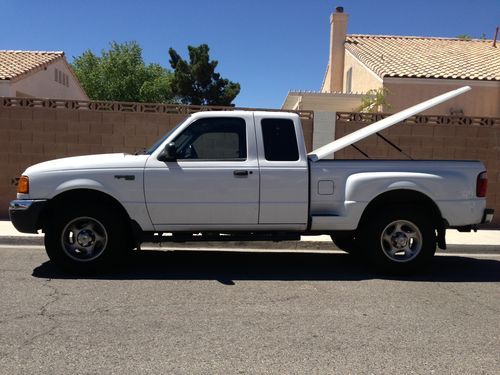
(309, 159), (486, 230)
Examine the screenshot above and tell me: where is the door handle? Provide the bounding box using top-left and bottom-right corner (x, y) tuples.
(233, 170), (251, 176)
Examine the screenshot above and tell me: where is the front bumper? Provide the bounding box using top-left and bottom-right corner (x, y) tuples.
(9, 200), (47, 233)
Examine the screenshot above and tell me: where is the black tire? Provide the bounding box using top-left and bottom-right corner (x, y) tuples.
(44, 204), (129, 273)
(331, 232), (359, 255)
(359, 206), (436, 273)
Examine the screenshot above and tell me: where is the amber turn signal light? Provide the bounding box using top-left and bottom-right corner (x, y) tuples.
(17, 176), (29, 194)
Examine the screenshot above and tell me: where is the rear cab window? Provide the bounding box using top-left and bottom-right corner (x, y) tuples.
(261, 118), (300, 161)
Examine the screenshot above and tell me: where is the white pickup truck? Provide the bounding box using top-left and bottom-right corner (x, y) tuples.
(9, 87), (494, 273)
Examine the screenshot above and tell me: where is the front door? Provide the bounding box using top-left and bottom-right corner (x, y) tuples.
(144, 115), (259, 230)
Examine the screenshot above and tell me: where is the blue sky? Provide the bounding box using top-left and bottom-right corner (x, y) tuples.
(1, 0), (498, 108)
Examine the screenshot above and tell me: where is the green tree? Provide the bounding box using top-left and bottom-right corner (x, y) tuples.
(357, 88), (390, 113)
(168, 44), (240, 106)
(139, 63), (173, 103)
(72, 41), (173, 102)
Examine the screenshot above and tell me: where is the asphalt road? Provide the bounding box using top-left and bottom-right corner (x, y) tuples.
(0, 245), (499, 374)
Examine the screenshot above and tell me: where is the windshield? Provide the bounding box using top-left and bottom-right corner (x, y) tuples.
(145, 118), (187, 155)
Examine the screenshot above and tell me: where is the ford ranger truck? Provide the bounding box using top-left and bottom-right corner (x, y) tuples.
(9, 87), (494, 273)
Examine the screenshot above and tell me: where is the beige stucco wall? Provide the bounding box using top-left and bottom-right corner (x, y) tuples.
(343, 51), (383, 94)
(0, 82), (9, 96)
(322, 51), (383, 94)
(321, 66), (332, 93)
(384, 78), (500, 117)
(6, 60), (88, 100)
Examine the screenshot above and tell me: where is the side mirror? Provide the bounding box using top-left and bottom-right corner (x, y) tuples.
(158, 142), (177, 162)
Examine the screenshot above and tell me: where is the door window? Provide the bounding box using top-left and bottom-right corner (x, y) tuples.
(174, 117), (247, 161)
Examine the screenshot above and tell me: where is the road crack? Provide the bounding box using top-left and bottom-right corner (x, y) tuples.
(21, 278), (62, 346)
(0, 279), (63, 361)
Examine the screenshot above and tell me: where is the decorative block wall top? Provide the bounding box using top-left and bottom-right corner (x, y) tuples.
(0, 97), (314, 120)
(336, 112), (500, 127)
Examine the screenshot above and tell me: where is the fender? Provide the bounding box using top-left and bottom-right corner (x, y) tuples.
(345, 172), (440, 203)
(46, 178), (153, 232)
(54, 178), (108, 195)
(344, 170), (484, 229)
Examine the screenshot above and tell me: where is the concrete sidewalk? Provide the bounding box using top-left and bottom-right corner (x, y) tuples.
(1, 220), (498, 251)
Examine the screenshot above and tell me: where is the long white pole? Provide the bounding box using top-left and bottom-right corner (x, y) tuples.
(308, 86), (471, 161)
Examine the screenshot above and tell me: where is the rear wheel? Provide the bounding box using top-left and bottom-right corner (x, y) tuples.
(360, 206), (436, 273)
(44, 205), (129, 273)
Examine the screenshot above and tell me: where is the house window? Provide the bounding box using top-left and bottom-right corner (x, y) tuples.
(54, 68), (69, 87)
(346, 67), (353, 93)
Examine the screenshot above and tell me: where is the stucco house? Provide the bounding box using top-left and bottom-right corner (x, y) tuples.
(0, 50), (88, 100)
(284, 7), (500, 117)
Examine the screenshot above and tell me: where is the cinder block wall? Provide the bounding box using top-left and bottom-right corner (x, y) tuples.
(2, 99), (496, 227)
(0, 107), (189, 216)
(334, 114), (500, 226)
(0, 101), (314, 219)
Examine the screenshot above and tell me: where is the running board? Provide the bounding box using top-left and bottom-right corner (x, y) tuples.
(141, 232), (302, 243)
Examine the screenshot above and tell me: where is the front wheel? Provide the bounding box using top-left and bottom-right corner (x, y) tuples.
(44, 205), (129, 273)
(331, 232), (359, 255)
(360, 206), (437, 273)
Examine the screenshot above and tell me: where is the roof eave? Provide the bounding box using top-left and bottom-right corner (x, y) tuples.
(6, 54), (65, 83)
(61, 58), (89, 100)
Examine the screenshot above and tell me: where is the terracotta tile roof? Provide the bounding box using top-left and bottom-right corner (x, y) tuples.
(0, 50), (64, 80)
(345, 35), (500, 81)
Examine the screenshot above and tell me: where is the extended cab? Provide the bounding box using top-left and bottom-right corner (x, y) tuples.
(9, 87), (494, 273)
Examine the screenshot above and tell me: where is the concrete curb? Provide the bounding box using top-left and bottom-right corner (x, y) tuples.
(1, 235), (498, 254)
(0, 235), (337, 250)
(0, 236), (45, 246)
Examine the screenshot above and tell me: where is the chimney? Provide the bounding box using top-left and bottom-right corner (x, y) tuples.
(328, 6), (348, 92)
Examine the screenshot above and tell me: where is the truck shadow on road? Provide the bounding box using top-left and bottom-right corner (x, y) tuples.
(32, 250), (500, 283)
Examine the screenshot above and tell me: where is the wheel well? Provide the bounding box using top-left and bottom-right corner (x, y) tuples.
(39, 189), (131, 232)
(358, 189), (443, 230)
